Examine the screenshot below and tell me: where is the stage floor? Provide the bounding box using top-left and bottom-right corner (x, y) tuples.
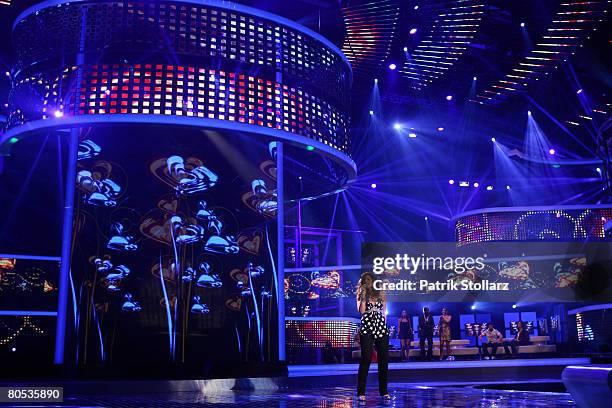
(29, 384), (576, 407)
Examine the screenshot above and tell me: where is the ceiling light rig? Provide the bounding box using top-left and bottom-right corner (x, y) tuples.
(472, 0), (608, 105)
(340, 0), (400, 77)
(398, 1), (485, 90)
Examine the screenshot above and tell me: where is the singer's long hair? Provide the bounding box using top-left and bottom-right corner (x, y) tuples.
(359, 272), (381, 300)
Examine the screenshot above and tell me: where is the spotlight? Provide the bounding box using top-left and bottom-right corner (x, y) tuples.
(596, 167), (601, 173)
(409, 28), (418, 35)
(371, 183), (377, 189)
(491, 137), (496, 142)
(393, 123), (402, 130)
(473, 182), (479, 188)
(403, 46), (408, 52)
(374, 78), (378, 83)
(548, 148), (556, 155)
(54, 110), (64, 118)
(446, 95), (453, 101)
(437, 127), (444, 132)
(389, 63), (397, 70)
(10, 347), (16, 352)
(408, 132), (417, 138)
(577, 89), (583, 94)
(459, 181), (469, 187)
(5, 71), (10, 77)
(424, 216), (428, 221)
(369, 110), (374, 115)
(527, 110), (532, 116)
(298, 176), (302, 180)
(473, 76), (477, 81)
(520, 22), (525, 27)
(486, 185), (493, 191)
(414, 5), (419, 10)
(506, 185), (511, 190)
(471, 305), (476, 310)
(512, 304), (517, 309)
(449, 179), (455, 185)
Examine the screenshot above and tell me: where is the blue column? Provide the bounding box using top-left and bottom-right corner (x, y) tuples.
(277, 141), (285, 361)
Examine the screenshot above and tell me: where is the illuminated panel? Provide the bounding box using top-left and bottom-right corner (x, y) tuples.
(9, 64), (349, 153)
(472, 0), (607, 105)
(285, 318), (359, 348)
(6, 0), (352, 160)
(399, 1), (485, 90)
(455, 205), (612, 245)
(340, 0), (400, 76)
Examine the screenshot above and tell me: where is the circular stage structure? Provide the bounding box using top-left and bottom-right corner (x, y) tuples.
(0, 0), (355, 367)
(2, 0), (355, 200)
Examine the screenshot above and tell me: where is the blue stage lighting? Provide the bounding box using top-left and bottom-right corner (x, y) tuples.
(369, 110), (374, 115)
(403, 46), (408, 52)
(408, 132), (417, 138)
(409, 28), (418, 35)
(548, 148), (556, 155)
(471, 305), (476, 310)
(491, 137), (496, 142)
(577, 89), (583, 94)
(512, 304), (517, 309)
(446, 95), (453, 101)
(374, 78), (378, 83)
(389, 63), (397, 70)
(53, 110), (63, 118)
(506, 185), (511, 190)
(11, 347), (16, 352)
(449, 179), (455, 185)
(520, 22), (525, 27)
(437, 127), (444, 132)
(459, 181), (469, 187)
(424, 216), (428, 221)
(371, 183), (377, 189)
(527, 110), (532, 116)
(414, 5), (419, 10)
(473, 182), (479, 188)
(486, 186), (493, 191)
(393, 123), (401, 130)
(473, 76), (477, 81)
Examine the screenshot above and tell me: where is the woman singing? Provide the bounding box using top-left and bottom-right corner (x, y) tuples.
(398, 310), (412, 361)
(356, 272), (390, 404)
(439, 308), (453, 361)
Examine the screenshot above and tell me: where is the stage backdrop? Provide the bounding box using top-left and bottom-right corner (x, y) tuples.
(69, 126), (280, 370)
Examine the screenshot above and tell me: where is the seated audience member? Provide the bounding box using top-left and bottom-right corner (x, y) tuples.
(503, 321), (530, 358)
(480, 322), (503, 360)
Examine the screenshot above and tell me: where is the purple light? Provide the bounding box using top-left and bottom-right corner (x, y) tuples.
(54, 110), (64, 118)
(437, 127), (444, 132)
(520, 22), (525, 27)
(577, 89), (583, 94)
(473, 182), (479, 188)
(449, 179), (455, 185)
(548, 148), (556, 155)
(446, 95), (453, 101)
(388, 63), (397, 70)
(10, 347), (16, 352)
(371, 183), (377, 189)
(409, 28), (418, 35)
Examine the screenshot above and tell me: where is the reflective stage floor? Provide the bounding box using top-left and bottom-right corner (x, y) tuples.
(25, 383), (576, 407)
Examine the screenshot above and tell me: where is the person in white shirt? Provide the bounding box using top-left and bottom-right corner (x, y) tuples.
(480, 322), (503, 359)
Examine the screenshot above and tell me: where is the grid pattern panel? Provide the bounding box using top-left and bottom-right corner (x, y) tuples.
(9, 64), (350, 154)
(286, 319), (358, 348)
(13, 1), (350, 107)
(455, 207), (612, 245)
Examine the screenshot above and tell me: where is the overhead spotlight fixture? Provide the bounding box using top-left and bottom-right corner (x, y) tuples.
(459, 181), (469, 187)
(54, 110), (64, 118)
(409, 28), (418, 35)
(369, 110), (374, 115)
(374, 78), (378, 83)
(389, 63), (397, 70)
(414, 5), (419, 10)
(486, 185), (493, 191)
(471, 305), (476, 310)
(577, 89), (583, 94)
(371, 183), (377, 189)
(437, 127), (444, 132)
(403, 46), (408, 52)
(11, 347), (16, 352)
(473, 76), (477, 81)
(520, 22), (525, 27)
(527, 110), (532, 116)
(449, 179), (455, 185)
(491, 137), (496, 142)
(473, 182), (479, 188)
(512, 304), (517, 309)
(506, 185), (511, 190)
(424, 216), (428, 221)
(393, 123), (402, 130)
(446, 95), (453, 101)
(408, 132), (417, 138)
(596, 168), (601, 173)
(548, 148), (556, 155)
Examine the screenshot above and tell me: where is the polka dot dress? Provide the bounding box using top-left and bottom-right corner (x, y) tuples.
(359, 298), (389, 339)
